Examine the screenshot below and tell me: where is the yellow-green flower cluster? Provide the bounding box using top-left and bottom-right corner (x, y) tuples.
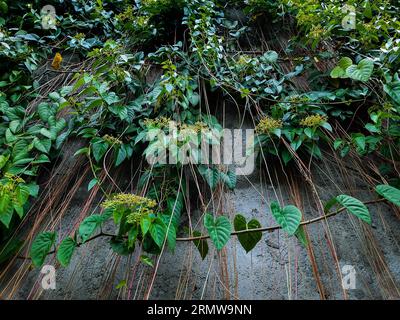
(383, 102), (394, 111)
(4, 173), (24, 184)
(289, 95), (310, 104)
(308, 25), (326, 41)
(299, 114), (327, 127)
(144, 116), (172, 129)
(0, 173), (24, 197)
(103, 134), (122, 145)
(73, 33), (85, 41)
(102, 193), (157, 224)
(134, 15), (150, 28)
(116, 6), (135, 22)
(256, 116), (283, 134)
(180, 121), (208, 133)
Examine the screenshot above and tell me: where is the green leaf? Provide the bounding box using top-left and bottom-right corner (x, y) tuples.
(338, 57), (353, 70)
(334, 139), (343, 150)
(0, 194), (14, 228)
(16, 185), (30, 206)
(116, 280), (127, 289)
(340, 145), (350, 157)
(25, 183), (39, 197)
(383, 73), (400, 105)
(110, 237), (131, 255)
(365, 123), (380, 133)
(30, 232), (56, 267)
(33, 138), (51, 154)
(270, 202), (302, 235)
(220, 170), (236, 190)
(281, 149), (293, 165)
(353, 134), (366, 151)
(9, 120), (20, 133)
(304, 127), (313, 138)
(262, 50), (278, 63)
(165, 83), (174, 93)
(234, 214), (262, 253)
(115, 146), (127, 167)
(160, 215), (177, 252)
(198, 165), (220, 190)
(189, 92), (200, 106)
(49, 92), (61, 101)
(37, 103), (52, 122)
(40, 128), (56, 140)
(346, 58), (374, 82)
(330, 57), (352, 78)
(192, 230), (208, 260)
(375, 184), (400, 207)
(5, 128), (16, 143)
(56, 237), (76, 267)
(78, 214), (104, 243)
(91, 141), (109, 162)
(88, 178), (98, 191)
(294, 225), (308, 247)
(140, 255), (154, 267)
(128, 228), (138, 249)
(74, 147), (89, 157)
(149, 219), (167, 247)
(167, 193), (184, 228)
(204, 213), (232, 250)
(166, 224), (176, 252)
(330, 66), (346, 79)
(140, 216), (152, 235)
(54, 118), (66, 133)
(336, 195), (371, 224)
(321, 122), (332, 131)
(0, 154), (9, 169)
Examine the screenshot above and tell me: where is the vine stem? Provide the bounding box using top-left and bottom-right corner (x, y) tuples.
(175, 198), (387, 242)
(17, 232), (115, 260)
(18, 198), (387, 260)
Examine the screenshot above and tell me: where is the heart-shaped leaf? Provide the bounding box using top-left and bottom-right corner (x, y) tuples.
(383, 73), (400, 105)
(192, 230), (209, 260)
(30, 232), (56, 267)
(375, 184), (400, 207)
(330, 57), (352, 78)
(262, 50), (278, 63)
(294, 225), (308, 247)
(335, 194), (371, 224)
(204, 213), (232, 250)
(270, 202), (302, 235)
(79, 214), (108, 243)
(56, 237), (76, 267)
(346, 58), (374, 82)
(338, 57), (353, 70)
(149, 218), (167, 247)
(220, 170), (237, 190)
(198, 165), (220, 190)
(234, 214), (262, 253)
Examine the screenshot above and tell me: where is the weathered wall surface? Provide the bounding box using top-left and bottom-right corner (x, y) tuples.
(8, 107), (400, 300)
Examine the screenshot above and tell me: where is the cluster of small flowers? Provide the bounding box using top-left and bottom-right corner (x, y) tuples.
(256, 116), (283, 134)
(143, 116), (171, 129)
(103, 134), (122, 145)
(299, 114), (328, 127)
(4, 173), (25, 184)
(102, 193), (157, 224)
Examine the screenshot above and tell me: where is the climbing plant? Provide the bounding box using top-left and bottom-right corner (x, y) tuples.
(0, 0), (398, 277)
